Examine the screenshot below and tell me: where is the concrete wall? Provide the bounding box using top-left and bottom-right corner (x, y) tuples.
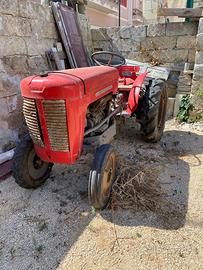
(191, 18), (203, 109)
(0, 0), (91, 153)
(91, 22), (198, 66)
(194, 0), (203, 7)
(143, 0), (186, 24)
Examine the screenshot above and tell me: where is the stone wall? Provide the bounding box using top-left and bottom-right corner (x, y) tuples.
(0, 0), (58, 152)
(78, 14), (93, 54)
(92, 22), (199, 119)
(191, 18), (203, 109)
(91, 22), (198, 67)
(0, 0), (92, 153)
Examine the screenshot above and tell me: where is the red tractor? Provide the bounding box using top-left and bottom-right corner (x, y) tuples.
(12, 52), (167, 209)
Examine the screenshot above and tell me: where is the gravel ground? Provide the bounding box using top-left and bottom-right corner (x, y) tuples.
(0, 119), (203, 270)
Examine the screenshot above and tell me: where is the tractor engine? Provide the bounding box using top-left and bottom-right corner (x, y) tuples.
(86, 95), (113, 135)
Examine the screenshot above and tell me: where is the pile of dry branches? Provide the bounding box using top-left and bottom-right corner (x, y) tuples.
(110, 159), (164, 211)
(109, 158), (185, 229)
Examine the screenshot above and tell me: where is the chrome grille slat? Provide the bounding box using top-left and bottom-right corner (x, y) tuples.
(23, 98), (43, 146)
(43, 100), (65, 104)
(43, 100), (69, 152)
(44, 117), (67, 121)
(48, 128), (66, 133)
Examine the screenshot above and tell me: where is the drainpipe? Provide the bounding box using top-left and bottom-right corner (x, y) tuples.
(118, 0), (121, 27)
(186, 0), (193, 8)
(185, 0), (193, 22)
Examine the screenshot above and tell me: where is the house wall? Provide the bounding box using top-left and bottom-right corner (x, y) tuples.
(143, 0), (186, 24)
(0, 0), (91, 153)
(86, 5), (128, 27)
(86, 0), (143, 27)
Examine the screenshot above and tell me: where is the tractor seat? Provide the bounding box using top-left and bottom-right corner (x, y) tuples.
(118, 77), (134, 91)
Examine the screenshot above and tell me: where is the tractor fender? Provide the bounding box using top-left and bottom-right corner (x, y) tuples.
(126, 71), (148, 115)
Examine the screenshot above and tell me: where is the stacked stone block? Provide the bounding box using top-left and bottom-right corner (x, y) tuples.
(92, 22), (198, 66)
(191, 18), (203, 110)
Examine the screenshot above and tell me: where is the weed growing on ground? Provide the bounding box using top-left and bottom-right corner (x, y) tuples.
(9, 247), (16, 259)
(136, 232), (142, 238)
(87, 224), (97, 234)
(32, 237), (44, 258)
(37, 221), (48, 232)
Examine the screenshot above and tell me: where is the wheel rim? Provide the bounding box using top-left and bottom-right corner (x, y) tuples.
(101, 153), (116, 198)
(27, 148), (49, 180)
(157, 92), (166, 131)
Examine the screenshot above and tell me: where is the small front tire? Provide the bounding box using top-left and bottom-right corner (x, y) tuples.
(88, 144), (116, 209)
(12, 135), (53, 189)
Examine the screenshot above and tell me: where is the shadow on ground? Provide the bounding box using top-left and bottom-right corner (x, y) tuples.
(1, 126), (203, 269)
(101, 129), (203, 231)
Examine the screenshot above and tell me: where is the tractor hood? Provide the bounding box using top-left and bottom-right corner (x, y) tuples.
(21, 66), (119, 99)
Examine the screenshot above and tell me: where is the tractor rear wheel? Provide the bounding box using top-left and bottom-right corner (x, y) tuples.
(12, 135), (53, 188)
(88, 144), (116, 209)
(139, 79), (168, 143)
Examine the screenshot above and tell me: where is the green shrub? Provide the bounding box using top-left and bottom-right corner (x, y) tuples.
(177, 95), (203, 123)
(177, 95), (194, 122)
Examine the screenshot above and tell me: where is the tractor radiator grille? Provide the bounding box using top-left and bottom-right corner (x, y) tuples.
(23, 98), (43, 146)
(43, 100), (69, 152)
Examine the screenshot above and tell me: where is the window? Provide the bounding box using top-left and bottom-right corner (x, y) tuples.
(121, 0), (127, 7)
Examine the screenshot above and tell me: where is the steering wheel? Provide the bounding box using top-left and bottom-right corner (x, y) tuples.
(91, 51), (126, 67)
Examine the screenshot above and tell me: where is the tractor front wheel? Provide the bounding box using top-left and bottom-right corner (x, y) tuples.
(12, 135), (53, 188)
(88, 144), (116, 209)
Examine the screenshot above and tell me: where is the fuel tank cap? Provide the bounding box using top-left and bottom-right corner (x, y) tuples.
(40, 72), (49, 77)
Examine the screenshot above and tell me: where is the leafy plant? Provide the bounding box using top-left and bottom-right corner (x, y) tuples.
(177, 95), (194, 122)
(37, 221), (48, 232)
(9, 247), (16, 259)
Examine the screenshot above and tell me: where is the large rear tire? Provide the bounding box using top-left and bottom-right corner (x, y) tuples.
(12, 135), (53, 188)
(138, 79), (168, 143)
(88, 144), (116, 209)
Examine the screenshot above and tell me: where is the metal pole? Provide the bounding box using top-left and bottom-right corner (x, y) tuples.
(118, 0), (121, 27)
